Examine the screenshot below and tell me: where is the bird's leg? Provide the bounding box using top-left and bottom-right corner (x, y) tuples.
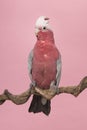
(30, 81), (37, 88)
(34, 81), (58, 100)
(34, 81), (59, 100)
(35, 87), (57, 100)
(50, 80), (59, 93)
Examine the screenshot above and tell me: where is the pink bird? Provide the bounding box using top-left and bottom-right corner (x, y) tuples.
(28, 16), (62, 115)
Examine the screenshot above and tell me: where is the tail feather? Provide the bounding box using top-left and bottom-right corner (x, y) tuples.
(29, 95), (51, 115)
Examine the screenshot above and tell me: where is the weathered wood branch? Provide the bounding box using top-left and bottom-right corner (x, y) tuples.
(0, 76), (87, 105)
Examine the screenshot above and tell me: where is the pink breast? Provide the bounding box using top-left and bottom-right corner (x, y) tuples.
(32, 58), (57, 89)
(32, 41), (59, 89)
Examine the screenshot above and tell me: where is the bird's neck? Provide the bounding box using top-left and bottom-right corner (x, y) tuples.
(37, 38), (55, 45)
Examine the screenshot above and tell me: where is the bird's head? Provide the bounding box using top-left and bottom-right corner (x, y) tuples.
(35, 16), (54, 42)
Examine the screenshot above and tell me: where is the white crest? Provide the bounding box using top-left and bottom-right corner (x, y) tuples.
(35, 16), (49, 28)
(35, 16), (50, 34)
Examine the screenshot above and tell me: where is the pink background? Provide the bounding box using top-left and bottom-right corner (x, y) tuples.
(0, 0), (87, 130)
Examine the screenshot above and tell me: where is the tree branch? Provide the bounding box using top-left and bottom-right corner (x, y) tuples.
(58, 76), (87, 96)
(0, 76), (87, 105)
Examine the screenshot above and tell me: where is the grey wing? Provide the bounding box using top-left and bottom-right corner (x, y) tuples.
(28, 50), (33, 81)
(55, 54), (62, 87)
(50, 54), (62, 88)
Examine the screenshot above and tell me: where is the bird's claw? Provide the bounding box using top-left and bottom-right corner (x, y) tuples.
(50, 81), (59, 94)
(30, 81), (36, 88)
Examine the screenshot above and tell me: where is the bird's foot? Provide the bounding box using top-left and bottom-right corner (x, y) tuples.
(35, 87), (58, 100)
(30, 81), (37, 88)
(50, 81), (59, 94)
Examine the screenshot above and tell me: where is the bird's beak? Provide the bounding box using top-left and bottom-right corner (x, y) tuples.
(35, 28), (39, 36)
(35, 27), (42, 36)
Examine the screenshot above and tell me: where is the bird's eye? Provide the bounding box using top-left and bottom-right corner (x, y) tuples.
(43, 26), (46, 30)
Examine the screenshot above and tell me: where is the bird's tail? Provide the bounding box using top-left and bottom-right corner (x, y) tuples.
(28, 95), (51, 116)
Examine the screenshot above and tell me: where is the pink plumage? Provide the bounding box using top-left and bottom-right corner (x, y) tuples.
(32, 30), (60, 89)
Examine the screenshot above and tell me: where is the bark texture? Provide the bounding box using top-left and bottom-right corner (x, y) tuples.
(0, 76), (87, 105)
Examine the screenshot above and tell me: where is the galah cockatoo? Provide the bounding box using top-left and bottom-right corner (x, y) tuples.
(28, 16), (62, 115)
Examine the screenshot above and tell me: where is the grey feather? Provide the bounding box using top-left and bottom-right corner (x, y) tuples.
(56, 54), (62, 87)
(50, 54), (62, 88)
(28, 50), (33, 81)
